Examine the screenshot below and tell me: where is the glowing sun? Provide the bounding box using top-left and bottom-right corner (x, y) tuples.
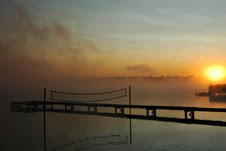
(206, 65), (225, 81)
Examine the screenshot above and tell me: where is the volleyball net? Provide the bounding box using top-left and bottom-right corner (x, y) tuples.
(50, 88), (127, 103)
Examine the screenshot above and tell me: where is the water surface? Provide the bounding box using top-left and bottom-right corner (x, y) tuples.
(1, 79), (226, 151)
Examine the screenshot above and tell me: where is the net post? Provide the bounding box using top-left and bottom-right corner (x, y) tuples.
(43, 88), (47, 151)
(129, 86), (132, 144)
(50, 90), (52, 101)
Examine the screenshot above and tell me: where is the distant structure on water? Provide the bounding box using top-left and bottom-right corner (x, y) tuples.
(196, 84), (226, 97)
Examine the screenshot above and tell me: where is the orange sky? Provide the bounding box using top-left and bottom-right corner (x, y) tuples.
(1, 0), (226, 82)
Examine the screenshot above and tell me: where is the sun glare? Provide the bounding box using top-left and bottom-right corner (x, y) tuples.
(206, 65), (225, 81)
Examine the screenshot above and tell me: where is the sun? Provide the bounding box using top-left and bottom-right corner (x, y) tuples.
(206, 65), (225, 81)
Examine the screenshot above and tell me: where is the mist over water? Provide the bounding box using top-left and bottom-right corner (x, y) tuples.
(1, 79), (226, 151)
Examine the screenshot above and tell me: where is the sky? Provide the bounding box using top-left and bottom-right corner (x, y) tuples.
(1, 0), (226, 80)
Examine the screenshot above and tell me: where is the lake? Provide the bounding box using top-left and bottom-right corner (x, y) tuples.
(1, 78), (226, 151)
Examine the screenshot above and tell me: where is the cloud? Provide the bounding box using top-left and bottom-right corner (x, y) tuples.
(53, 24), (71, 41)
(126, 64), (153, 73)
(16, 6), (29, 18)
(0, 5), (102, 83)
(14, 7), (71, 43)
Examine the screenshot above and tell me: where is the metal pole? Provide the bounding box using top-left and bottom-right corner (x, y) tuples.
(44, 88), (47, 151)
(129, 86), (132, 144)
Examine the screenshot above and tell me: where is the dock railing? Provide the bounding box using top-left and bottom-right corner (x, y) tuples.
(11, 100), (226, 125)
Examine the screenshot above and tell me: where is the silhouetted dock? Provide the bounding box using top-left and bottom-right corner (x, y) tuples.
(11, 100), (226, 126)
(195, 84), (226, 97)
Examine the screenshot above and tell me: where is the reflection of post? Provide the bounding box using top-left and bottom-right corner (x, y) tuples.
(129, 86), (132, 144)
(43, 88), (47, 151)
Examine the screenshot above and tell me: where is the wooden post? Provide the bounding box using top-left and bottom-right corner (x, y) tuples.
(11, 103), (13, 110)
(152, 109), (156, 118)
(115, 107), (117, 114)
(71, 105), (74, 111)
(129, 86), (132, 144)
(120, 107), (124, 114)
(189, 110), (195, 120)
(146, 109), (149, 117)
(184, 110), (187, 119)
(43, 88), (47, 151)
(33, 105), (37, 111)
(18, 104), (21, 111)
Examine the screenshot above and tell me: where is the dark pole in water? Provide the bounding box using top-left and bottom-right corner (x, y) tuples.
(129, 86), (132, 144)
(43, 88), (47, 151)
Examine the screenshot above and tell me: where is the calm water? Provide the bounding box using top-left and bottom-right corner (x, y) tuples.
(1, 79), (226, 151)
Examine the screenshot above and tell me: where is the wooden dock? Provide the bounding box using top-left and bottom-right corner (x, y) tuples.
(11, 100), (226, 126)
